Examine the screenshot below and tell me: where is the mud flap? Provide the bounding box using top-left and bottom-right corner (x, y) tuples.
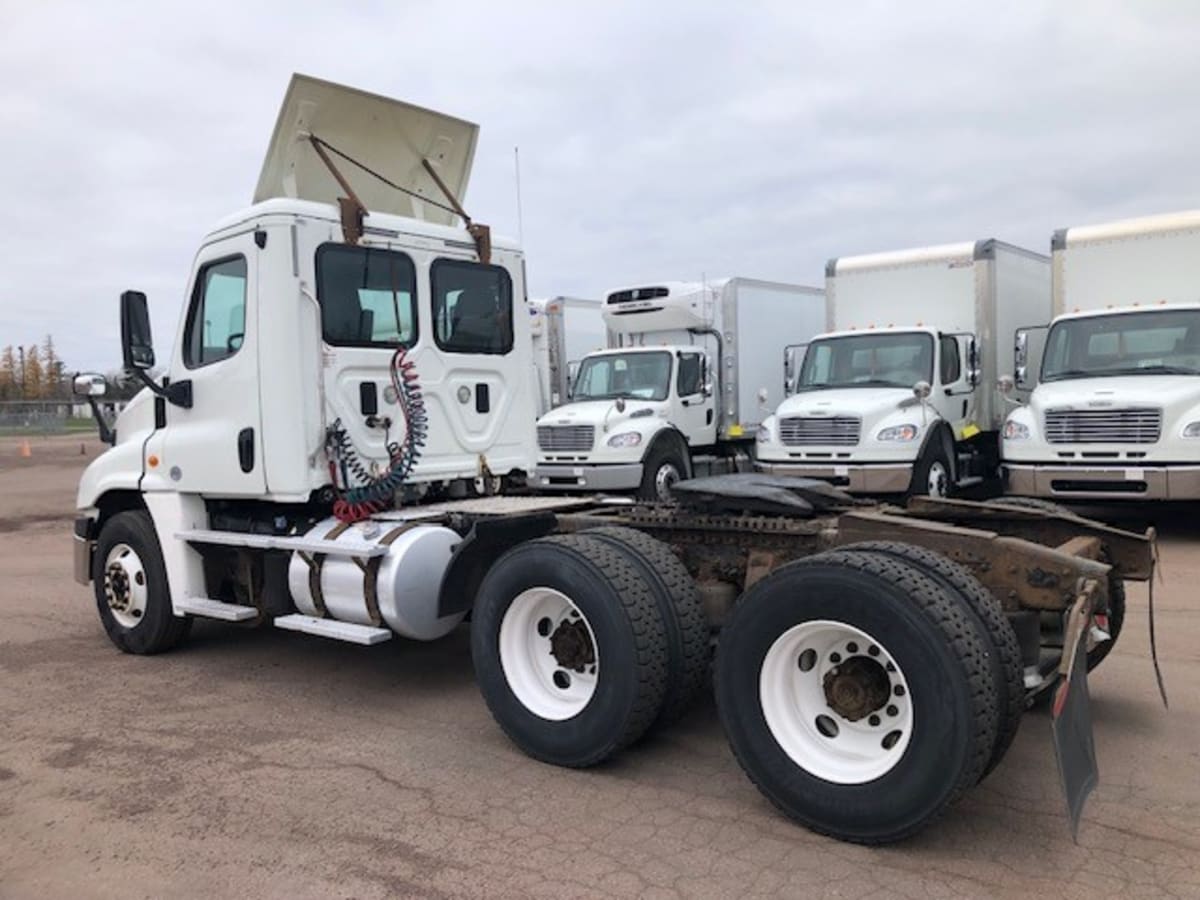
(1051, 598), (1098, 842)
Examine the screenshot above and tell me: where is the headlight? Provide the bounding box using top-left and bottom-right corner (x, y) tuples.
(607, 431), (643, 448)
(757, 424), (772, 443)
(1003, 419), (1030, 440)
(877, 423), (919, 442)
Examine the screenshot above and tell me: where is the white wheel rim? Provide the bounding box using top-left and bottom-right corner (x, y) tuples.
(927, 461), (949, 497)
(103, 542), (148, 629)
(655, 463), (681, 501)
(759, 620), (914, 784)
(498, 587), (600, 721)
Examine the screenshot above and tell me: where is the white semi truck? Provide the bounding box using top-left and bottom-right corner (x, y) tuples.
(756, 241), (1050, 497)
(528, 296), (606, 415)
(1002, 210), (1200, 500)
(532, 279), (826, 499)
(70, 74), (1158, 846)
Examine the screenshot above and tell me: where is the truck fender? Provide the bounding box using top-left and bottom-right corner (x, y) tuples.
(437, 513), (558, 617)
(916, 420), (957, 482)
(641, 427), (693, 478)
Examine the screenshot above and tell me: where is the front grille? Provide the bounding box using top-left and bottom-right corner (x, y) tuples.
(1043, 408), (1162, 444)
(538, 425), (595, 452)
(779, 416), (861, 447)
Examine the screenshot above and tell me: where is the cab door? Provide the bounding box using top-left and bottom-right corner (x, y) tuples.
(160, 233), (265, 496)
(939, 332), (978, 438)
(673, 350), (716, 445)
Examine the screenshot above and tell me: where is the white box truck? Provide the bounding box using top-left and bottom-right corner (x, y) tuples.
(756, 241), (1050, 496)
(529, 296), (607, 415)
(1002, 210), (1200, 499)
(532, 278), (826, 499)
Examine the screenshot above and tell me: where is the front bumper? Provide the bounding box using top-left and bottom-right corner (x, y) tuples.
(1003, 463), (1200, 500)
(73, 516), (95, 585)
(754, 460), (912, 494)
(533, 463), (644, 492)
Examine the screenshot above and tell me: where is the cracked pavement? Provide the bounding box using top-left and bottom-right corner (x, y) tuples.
(1, 436), (1198, 898)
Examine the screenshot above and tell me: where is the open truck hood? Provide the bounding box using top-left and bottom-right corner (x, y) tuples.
(254, 73), (479, 228)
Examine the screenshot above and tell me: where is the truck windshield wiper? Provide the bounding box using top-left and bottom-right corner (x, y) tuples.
(1042, 369), (1096, 382)
(1106, 364), (1200, 376)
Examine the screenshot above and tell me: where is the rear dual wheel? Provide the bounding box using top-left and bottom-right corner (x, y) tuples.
(471, 531), (707, 768)
(715, 550), (1000, 844)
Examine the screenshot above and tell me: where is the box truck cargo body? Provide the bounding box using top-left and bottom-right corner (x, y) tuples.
(529, 296), (606, 414)
(756, 240), (1050, 496)
(533, 278), (825, 499)
(1002, 210), (1200, 499)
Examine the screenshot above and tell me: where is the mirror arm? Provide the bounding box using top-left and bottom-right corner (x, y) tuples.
(128, 368), (193, 409)
(85, 397), (116, 445)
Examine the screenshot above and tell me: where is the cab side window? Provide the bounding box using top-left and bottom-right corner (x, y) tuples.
(184, 256), (247, 368)
(677, 353), (703, 396)
(432, 259), (514, 354)
(939, 335), (962, 384)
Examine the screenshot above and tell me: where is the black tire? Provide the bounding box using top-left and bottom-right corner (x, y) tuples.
(93, 510), (191, 654)
(638, 441), (688, 502)
(582, 526), (709, 725)
(838, 541), (1023, 780)
(470, 535), (669, 767)
(909, 439), (953, 499)
(714, 550), (999, 844)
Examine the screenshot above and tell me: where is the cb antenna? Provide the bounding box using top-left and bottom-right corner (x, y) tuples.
(514, 146), (525, 246)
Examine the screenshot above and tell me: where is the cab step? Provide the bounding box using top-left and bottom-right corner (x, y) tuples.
(176, 596), (259, 622)
(273, 614), (392, 645)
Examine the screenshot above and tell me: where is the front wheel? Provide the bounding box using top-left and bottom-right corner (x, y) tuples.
(638, 444), (687, 502)
(93, 510), (191, 654)
(909, 441), (952, 499)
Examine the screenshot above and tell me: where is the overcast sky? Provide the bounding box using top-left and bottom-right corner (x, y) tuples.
(4, 0), (1200, 370)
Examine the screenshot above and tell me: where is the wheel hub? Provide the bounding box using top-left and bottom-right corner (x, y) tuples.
(822, 655), (891, 721)
(549, 618), (595, 672)
(105, 563), (132, 612)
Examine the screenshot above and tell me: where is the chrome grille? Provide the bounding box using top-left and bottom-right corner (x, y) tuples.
(779, 416), (861, 447)
(537, 424), (595, 452)
(1044, 408), (1162, 444)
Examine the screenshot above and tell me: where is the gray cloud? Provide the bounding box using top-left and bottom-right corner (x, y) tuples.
(3, 1), (1200, 369)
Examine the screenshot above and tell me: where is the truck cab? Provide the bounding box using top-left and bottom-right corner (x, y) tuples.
(756, 326), (978, 495)
(535, 341), (713, 500)
(73, 74), (536, 636)
(1002, 304), (1200, 498)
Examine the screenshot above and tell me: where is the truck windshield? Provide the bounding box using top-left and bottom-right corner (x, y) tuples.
(796, 333), (934, 391)
(1042, 309), (1200, 382)
(573, 351), (672, 401)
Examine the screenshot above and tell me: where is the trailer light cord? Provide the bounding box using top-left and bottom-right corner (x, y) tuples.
(327, 346), (428, 523)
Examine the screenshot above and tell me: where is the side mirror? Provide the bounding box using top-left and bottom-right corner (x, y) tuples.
(912, 380), (932, 400)
(73, 372), (108, 398)
(967, 338), (981, 386)
(120, 290), (155, 371)
(702, 353), (714, 397)
(1014, 329), (1029, 389)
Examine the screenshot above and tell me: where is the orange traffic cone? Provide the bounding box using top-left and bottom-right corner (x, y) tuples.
(19, 439), (32, 458)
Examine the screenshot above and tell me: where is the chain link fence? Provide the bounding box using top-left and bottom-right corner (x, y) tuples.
(0, 400), (116, 435)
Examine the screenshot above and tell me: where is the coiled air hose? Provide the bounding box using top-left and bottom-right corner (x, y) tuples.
(327, 346), (428, 523)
